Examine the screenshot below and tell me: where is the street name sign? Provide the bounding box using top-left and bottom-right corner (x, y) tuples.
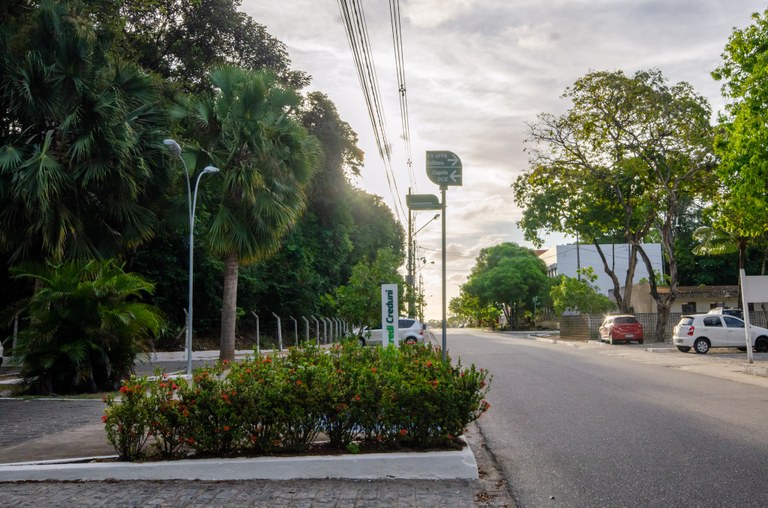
(406, 193), (441, 210)
(426, 151), (462, 186)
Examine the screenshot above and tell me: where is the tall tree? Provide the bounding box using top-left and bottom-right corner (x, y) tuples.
(463, 242), (549, 328)
(710, 9), (768, 272)
(0, 0), (170, 263)
(514, 69), (715, 340)
(100, 0), (309, 92)
(176, 66), (320, 362)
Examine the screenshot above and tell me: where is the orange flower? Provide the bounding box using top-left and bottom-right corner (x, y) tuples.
(101, 415), (108, 423)
(399, 429), (408, 437)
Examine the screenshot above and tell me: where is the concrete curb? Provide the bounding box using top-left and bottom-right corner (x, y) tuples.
(0, 444), (478, 482)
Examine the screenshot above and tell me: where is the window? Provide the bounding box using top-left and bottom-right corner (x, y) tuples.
(724, 316), (744, 328)
(681, 302), (696, 314)
(703, 316), (722, 327)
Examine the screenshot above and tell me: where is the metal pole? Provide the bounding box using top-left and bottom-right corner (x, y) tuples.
(290, 316), (298, 346)
(251, 312), (260, 354)
(272, 312), (283, 351)
(311, 316), (319, 345)
(441, 185), (447, 362)
(301, 316), (310, 344)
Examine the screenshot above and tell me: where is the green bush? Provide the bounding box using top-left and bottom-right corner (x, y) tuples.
(103, 341), (492, 460)
(12, 260), (164, 395)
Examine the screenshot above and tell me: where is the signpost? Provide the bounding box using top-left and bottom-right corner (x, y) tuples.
(426, 151), (463, 361)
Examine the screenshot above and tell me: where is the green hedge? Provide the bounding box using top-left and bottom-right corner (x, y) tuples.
(103, 342), (491, 460)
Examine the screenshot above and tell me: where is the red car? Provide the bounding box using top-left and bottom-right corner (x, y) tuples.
(599, 315), (644, 344)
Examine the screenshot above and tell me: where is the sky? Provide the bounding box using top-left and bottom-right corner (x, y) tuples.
(242, 1), (761, 320)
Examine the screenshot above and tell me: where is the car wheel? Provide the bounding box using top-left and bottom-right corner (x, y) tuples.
(755, 337), (768, 353)
(404, 337), (417, 345)
(358, 337), (366, 347)
(638, 339), (644, 345)
(676, 346), (690, 353)
(693, 338), (710, 354)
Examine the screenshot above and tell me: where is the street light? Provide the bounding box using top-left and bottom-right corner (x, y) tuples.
(408, 213), (440, 316)
(164, 138), (220, 378)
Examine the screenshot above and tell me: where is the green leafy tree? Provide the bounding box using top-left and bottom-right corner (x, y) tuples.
(331, 248), (405, 328)
(11, 259), (164, 394)
(710, 9), (768, 274)
(0, 1), (170, 264)
(514, 69), (715, 340)
(550, 269), (616, 315)
(463, 243), (549, 328)
(175, 66), (321, 362)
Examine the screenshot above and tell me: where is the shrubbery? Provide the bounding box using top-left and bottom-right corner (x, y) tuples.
(103, 342), (491, 460)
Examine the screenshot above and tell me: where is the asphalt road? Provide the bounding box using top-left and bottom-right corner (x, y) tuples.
(446, 329), (768, 508)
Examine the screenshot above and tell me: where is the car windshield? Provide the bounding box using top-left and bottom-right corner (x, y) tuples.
(614, 317), (638, 324)
(398, 319), (415, 328)
(678, 317), (694, 326)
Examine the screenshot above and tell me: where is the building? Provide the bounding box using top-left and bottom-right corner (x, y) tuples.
(628, 283), (740, 314)
(538, 243), (664, 297)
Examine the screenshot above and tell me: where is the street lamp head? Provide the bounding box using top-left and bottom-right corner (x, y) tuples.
(432, 214), (440, 220)
(202, 165), (220, 174)
(163, 138), (182, 156)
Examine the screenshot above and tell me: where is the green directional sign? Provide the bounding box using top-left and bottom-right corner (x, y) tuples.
(426, 151), (462, 186)
(406, 193), (441, 210)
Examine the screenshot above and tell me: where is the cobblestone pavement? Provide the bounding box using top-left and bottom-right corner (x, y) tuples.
(0, 478), (479, 507)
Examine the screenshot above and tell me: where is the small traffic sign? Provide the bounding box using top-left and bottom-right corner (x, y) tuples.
(406, 193), (441, 210)
(426, 151), (462, 186)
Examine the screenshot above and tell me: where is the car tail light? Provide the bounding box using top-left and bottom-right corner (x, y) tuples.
(686, 326), (694, 336)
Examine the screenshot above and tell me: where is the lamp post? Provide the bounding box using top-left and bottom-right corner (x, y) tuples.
(164, 139), (219, 378)
(409, 213), (440, 317)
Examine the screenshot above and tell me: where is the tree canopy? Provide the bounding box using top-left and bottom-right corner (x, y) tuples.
(513, 69), (715, 339)
(462, 242), (549, 328)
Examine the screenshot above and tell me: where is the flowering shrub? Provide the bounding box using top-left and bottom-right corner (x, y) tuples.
(103, 342), (491, 460)
(103, 376), (152, 460)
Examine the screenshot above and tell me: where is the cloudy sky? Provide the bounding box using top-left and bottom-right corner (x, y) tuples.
(242, 1), (760, 319)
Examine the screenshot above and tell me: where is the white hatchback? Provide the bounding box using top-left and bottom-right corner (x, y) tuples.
(672, 314), (768, 354)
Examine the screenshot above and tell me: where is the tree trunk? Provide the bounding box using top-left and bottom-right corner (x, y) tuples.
(220, 251), (239, 363)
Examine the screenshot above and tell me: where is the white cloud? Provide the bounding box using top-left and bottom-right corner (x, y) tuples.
(244, 0), (758, 318)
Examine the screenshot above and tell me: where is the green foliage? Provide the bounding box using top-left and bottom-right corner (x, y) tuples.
(103, 377), (153, 460)
(102, 342), (492, 460)
(0, 1), (171, 263)
(550, 270), (616, 315)
(331, 248), (406, 327)
(463, 243), (549, 328)
(12, 259), (164, 395)
(514, 69), (715, 317)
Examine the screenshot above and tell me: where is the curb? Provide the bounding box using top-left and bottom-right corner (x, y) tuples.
(0, 444), (478, 482)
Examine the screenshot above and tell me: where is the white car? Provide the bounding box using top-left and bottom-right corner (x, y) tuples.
(672, 314), (768, 354)
(357, 318), (425, 346)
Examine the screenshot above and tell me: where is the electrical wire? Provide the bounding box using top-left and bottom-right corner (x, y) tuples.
(337, 0), (407, 223)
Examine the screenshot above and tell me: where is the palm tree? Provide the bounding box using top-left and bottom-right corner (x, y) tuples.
(0, 1), (169, 264)
(178, 66), (320, 361)
(12, 259), (164, 394)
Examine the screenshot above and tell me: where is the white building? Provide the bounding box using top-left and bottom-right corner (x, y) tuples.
(538, 243), (664, 297)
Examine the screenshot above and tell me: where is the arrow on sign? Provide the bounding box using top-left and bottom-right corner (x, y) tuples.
(449, 170), (460, 182)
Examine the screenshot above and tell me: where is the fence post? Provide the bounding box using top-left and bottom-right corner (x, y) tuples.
(301, 316), (310, 344)
(311, 315), (320, 345)
(289, 316), (298, 346)
(251, 311), (260, 354)
(272, 312), (283, 351)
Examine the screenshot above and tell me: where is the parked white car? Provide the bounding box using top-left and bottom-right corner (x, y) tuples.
(672, 314), (768, 354)
(357, 318), (425, 346)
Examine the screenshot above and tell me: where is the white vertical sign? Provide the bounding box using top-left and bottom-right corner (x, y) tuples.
(381, 284), (399, 347)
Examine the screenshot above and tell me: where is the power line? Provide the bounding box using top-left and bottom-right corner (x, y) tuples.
(388, 0), (414, 190)
(337, 0), (407, 223)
